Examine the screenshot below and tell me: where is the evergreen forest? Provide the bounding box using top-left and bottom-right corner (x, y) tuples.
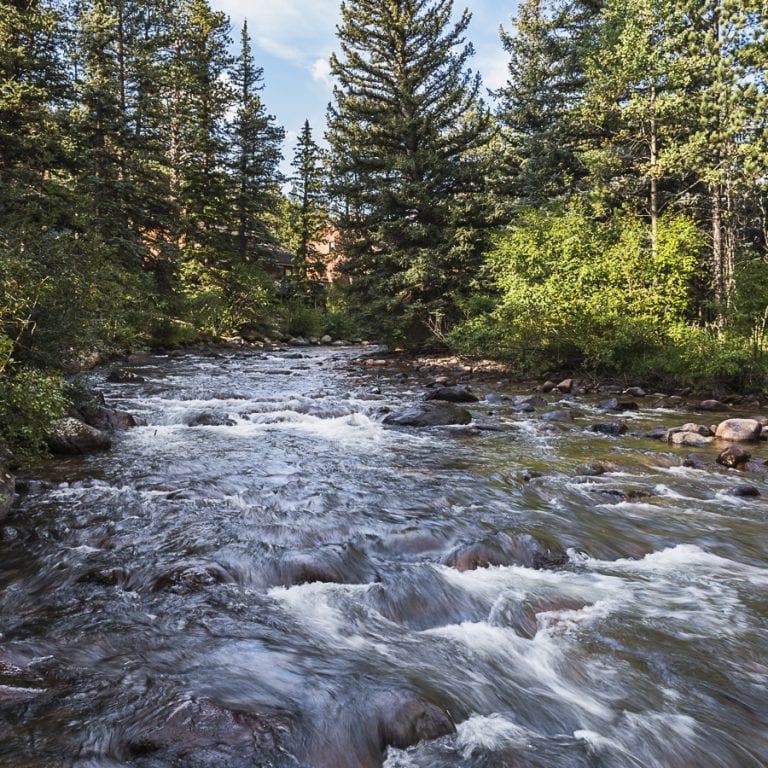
(2, 0), (767, 461)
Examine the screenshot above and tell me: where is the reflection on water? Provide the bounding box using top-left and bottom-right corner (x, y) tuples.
(0, 347), (766, 767)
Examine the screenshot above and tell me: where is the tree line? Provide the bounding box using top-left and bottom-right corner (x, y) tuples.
(2, 0), (768, 460)
(328, 0), (767, 388)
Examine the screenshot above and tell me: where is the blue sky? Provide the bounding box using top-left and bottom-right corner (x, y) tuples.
(210, 1), (517, 172)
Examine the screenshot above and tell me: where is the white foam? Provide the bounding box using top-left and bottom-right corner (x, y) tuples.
(456, 713), (531, 757)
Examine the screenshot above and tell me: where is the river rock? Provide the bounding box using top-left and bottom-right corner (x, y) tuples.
(125, 696), (292, 763)
(557, 378), (574, 393)
(106, 369), (145, 383)
(623, 387), (647, 397)
(442, 542), (507, 571)
(76, 402), (138, 431)
(700, 399), (725, 411)
(186, 412), (236, 427)
(588, 422), (628, 436)
(424, 385), (479, 403)
(514, 394), (546, 408)
(680, 423), (713, 436)
(727, 485), (761, 498)
(717, 445), (751, 468)
(321, 334), (333, 344)
(375, 692), (455, 751)
(383, 402), (472, 427)
(542, 409), (578, 422)
(278, 543), (377, 587)
(47, 417), (112, 455)
(715, 418), (762, 442)
(667, 431), (715, 447)
(541, 380), (557, 393)
(599, 398), (639, 412)
(444, 534), (568, 572)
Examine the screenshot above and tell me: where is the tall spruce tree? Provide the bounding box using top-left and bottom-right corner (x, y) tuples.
(167, 0), (233, 273)
(289, 120), (327, 285)
(661, 0), (768, 310)
(496, 0), (601, 209)
(0, 0), (69, 229)
(326, 0), (491, 344)
(229, 20), (284, 266)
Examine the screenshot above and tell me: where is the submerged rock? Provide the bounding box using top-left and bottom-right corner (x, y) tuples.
(47, 417), (112, 455)
(443, 534), (568, 572)
(588, 422), (628, 436)
(424, 385), (479, 403)
(186, 412), (236, 427)
(383, 402), (472, 427)
(727, 485), (761, 498)
(599, 398), (639, 413)
(106, 369), (145, 383)
(278, 543), (378, 587)
(375, 692), (455, 751)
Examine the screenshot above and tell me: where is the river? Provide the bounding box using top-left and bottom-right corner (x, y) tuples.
(1, 346), (766, 767)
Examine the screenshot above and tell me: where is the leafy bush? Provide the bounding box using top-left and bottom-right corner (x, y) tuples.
(448, 201), (704, 377)
(0, 369), (66, 464)
(286, 303), (324, 338)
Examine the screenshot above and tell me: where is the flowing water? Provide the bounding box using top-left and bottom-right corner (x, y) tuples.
(1, 347), (767, 768)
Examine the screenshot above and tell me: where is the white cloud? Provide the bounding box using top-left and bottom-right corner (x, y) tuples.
(220, 0), (340, 64)
(311, 57), (333, 87)
(477, 51), (509, 93)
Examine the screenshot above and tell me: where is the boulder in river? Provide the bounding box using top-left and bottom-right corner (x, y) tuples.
(443, 534), (568, 572)
(186, 412), (236, 427)
(375, 692), (455, 751)
(598, 398), (638, 413)
(542, 409), (578, 422)
(557, 378), (574, 393)
(726, 485), (761, 498)
(46, 417), (112, 455)
(106, 369), (145, 383)
(715, 418), (762, 442)
(700, 399), (725, 411)
(424, 385), (479, 403)
(666, 431), (715, 448)
(278, 543), (378, 587)
(442, 542), (507, 571)
(383, 402), (472, 427)
(717, 445), (751, 469)
(623, 387), (647, 397)
(588, 422), (628, 436)
(76, 402), (138, 431)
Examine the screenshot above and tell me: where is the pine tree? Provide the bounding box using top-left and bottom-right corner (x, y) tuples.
(229, 20), (284, 265)
(70, 0), (133, 256)
(661, 0), (768, 310)
(326, 0), (491, 344)
(0, 0), (69, 229)
(167, 0), (234, 272)
(581, 0), (680, 256)
(289, 120), (327, 286)
(496, 0), (601, 208)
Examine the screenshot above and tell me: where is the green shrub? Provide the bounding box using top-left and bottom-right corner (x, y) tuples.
(0, 369), (66, 464)
(286, 303), (324, 338)
(448, 201), (704, 378)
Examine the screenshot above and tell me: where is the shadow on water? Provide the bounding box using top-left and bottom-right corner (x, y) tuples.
(1, 347), (767, 767)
